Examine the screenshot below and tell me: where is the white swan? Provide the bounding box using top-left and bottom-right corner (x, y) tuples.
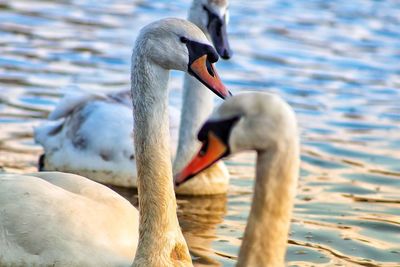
(176, 92), (300, 267)
(0, 18), (230, 267)
(34, 0), (232, 195)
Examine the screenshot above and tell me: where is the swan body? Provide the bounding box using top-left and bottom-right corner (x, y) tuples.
(34, 0), (232, 194)
(0, 172), (138, 267)
(176, 92), (300, 267)
(35, 91), (180, 187)
(0, 18), (229, 266)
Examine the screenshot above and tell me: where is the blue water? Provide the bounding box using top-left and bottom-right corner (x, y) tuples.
(0, 0), (399, 266)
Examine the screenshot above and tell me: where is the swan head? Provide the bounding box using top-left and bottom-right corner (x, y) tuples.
(134, 18), (231, 99)
(175, 92), (298, 185)
(189, 0), (232, 59)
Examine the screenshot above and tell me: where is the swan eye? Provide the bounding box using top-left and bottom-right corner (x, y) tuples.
(180, 37), (188, 43)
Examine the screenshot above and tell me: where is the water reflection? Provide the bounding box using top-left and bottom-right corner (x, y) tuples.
(178, 195), (227, 267)
(107, 186), (228, 267)
(1, 0), (400, 266)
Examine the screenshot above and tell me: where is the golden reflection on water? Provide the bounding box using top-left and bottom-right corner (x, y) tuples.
(1, 112), (399, 266)
(1, 0), (400, 266)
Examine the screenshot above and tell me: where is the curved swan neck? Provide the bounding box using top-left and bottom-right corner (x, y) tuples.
(174, 74), (215, 173)
(187, 1), (211, 40)
(236, 139), (299, 267)
(173, 2), (216, 173)
(131, 46), (191, 265)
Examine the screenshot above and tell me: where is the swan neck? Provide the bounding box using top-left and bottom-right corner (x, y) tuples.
(187, 1), (210, 40)
(131, 49), (190, 265)
(236, 140), (299, 267)
(173, 74), (215, 173)
(172, 5), (216, 173)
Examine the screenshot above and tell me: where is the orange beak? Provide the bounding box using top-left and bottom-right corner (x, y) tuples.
(175, 132), (228, 186)
(189, 55), (231, 99)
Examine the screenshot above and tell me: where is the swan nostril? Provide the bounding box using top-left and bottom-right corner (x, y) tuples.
(205, 59), (215, 77)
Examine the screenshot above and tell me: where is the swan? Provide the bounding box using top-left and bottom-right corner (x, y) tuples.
(0, 18), (230, 267)
(34, 0), (232, 195)
(175, 92), (300, 267)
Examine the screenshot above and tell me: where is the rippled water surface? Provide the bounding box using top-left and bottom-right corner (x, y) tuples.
(1, 0), (399, 266)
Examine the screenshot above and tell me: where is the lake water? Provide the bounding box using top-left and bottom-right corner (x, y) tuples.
(0, 0), (399, 266)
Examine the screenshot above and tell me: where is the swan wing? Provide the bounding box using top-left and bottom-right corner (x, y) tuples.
(34, 90), (181, 187)
(0, 173), (138, 267)
(48, 91), (107, 120)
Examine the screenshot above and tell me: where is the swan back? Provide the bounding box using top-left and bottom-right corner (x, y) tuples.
(0, 172), (138, 267)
